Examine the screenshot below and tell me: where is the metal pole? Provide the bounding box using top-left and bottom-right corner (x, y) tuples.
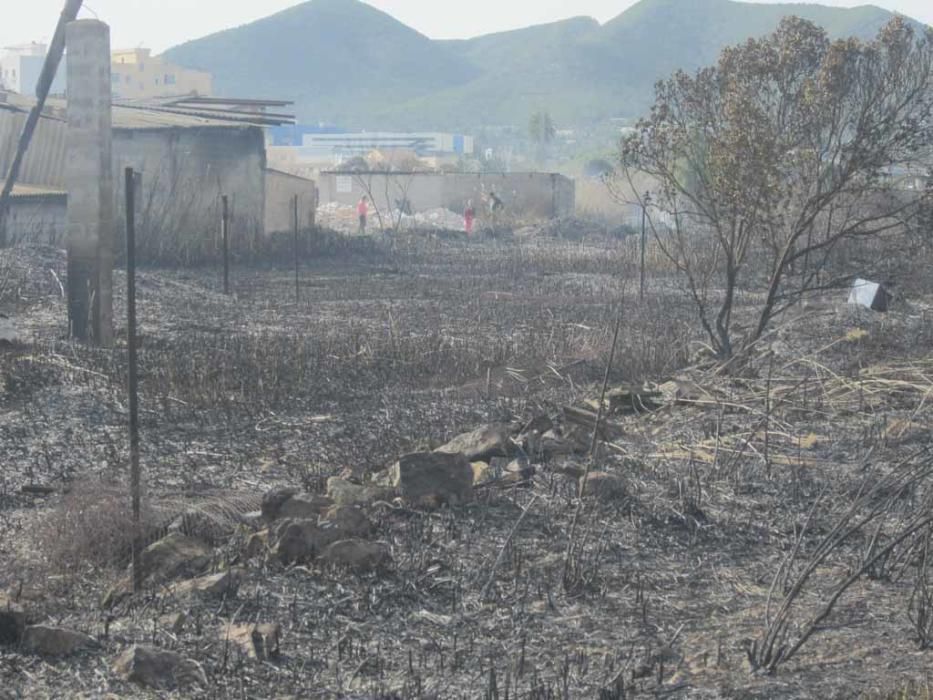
(639, 193), (649, 302)
(0, 0), (84, 246)
(221, 195), (229, 295)
(125, 167), (142, 594)
(294, 194), (300, 304)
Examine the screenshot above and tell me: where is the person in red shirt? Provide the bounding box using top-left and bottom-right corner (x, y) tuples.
(357, 196), (369, 234)
(464, 199), (475, 236)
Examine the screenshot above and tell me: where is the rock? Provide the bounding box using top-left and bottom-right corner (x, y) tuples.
(0, 596), (26, 645)
(113, 645), (208, 691)
(390, 452), (474, 508)
(272, 520), (320, 564)
(0, 315), (21, 345)
(103, 533), (213, 608)
(580, 472), (626, 501)
(224, 623), (281, 661)
(320, 540), (391, 572)
(536, 429), (580, 459)
(261, 487), (300, 521)
(169, 569), (242, 599)
(472, 462), (492, 486)
(141, 533), (212, 583)
(436, 424), (516, 462)
(327, 477), (393, 507)
(22, 625), (98, 656)
(317, 506), (373, 545)
(245, 530), (270, 559)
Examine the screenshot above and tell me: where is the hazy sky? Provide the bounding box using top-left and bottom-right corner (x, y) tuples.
(2, 0), (931, 53)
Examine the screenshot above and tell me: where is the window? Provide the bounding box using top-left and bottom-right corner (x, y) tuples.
(111, 74), (119, 84)
(138, 63), (144, 72)
(164, 74), (176, 85)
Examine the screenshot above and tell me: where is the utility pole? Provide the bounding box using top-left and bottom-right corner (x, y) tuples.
(0, 0), (84, 247)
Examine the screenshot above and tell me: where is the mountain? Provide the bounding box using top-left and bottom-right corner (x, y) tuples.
(163, 0), (924, 131)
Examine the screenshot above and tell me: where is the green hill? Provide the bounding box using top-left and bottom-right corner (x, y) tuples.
(163, 0), (925, 130)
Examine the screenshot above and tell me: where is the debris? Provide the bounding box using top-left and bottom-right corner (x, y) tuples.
(390, 452), (474, 508)
(276, 493), (335, 520)
(113, 645), (208, 691)
(436, 424), (516, 462)
(22, 625), (98, 657)
(160, 613), (186, 635)
(320, 540), (391, 572)
(848, 278), (891, 312)
(0, 315), (21, 345)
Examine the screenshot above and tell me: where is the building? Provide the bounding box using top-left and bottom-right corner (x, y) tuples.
(0, 92), (314, 251)
(110, 48), (212, 100)
(0, 43), (67, 96)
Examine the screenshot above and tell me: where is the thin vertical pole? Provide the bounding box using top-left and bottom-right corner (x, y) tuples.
(125, 167), (142, 594)
(294, 194), (300, 304)
(221, 195), (229, 295)
(640, 194), (648, 302)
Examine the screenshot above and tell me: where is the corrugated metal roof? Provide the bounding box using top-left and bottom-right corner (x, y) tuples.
(0, 109), (68, 188)
(10, 183), (66, 198)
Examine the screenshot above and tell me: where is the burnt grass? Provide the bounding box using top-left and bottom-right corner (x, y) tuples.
(1, 233), (932, 698)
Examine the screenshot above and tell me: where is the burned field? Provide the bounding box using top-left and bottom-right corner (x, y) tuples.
(1, 232), (933, 699)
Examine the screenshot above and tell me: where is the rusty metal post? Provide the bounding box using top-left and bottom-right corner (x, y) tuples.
(125, 167), (142, 594)
(221, 195), (229, 295)
(294, 194), (300, 304)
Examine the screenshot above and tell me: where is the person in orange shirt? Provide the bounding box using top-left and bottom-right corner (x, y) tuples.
(464, 199), (475, 236)
(357, 196), (369, 234)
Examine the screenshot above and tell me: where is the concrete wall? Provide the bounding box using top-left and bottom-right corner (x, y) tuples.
(5, 194), (67, 246)
(264, 169), (318, 234)
(318, 171), (575, 220)
(113, 125), (266, 259)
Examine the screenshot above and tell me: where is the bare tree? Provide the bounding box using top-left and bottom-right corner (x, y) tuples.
(620, 17), (933, 359)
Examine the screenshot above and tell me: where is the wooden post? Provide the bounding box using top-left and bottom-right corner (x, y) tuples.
(0, 0), (84, 247)
(294, 194), (300, 304)
(221, 195), (229, 295)
(125, 167), (142, 594)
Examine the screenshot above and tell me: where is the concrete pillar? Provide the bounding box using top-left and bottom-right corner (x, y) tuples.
(65, 19), (113, 345)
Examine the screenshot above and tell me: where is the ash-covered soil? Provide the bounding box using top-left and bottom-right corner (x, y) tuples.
(1, 235), (932, 699)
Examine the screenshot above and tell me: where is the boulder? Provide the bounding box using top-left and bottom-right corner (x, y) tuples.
(390, 452), (474, 508)
(22, 625), (98, 656)
(140, 533), (212, 583)
(317, 506), (373, 545)
(320, 540), (391, 573)
(272, 520), (321, 564)
(580, 472), (626, 501)
(224, 623), (281, 661)
(169, 569), (242, 599)
(326, 478), (393, 507)
(261, 487), (300, 521)
(0, 596), (26, 646)
(103, 533), (213, 608)
(436, 424), (516, 462)
(113, 645), (208, 691)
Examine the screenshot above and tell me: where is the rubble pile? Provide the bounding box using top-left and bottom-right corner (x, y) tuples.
(316, 203), (466, 235)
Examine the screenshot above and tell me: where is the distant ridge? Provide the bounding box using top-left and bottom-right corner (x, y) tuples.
(163, 0), (925, 130)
